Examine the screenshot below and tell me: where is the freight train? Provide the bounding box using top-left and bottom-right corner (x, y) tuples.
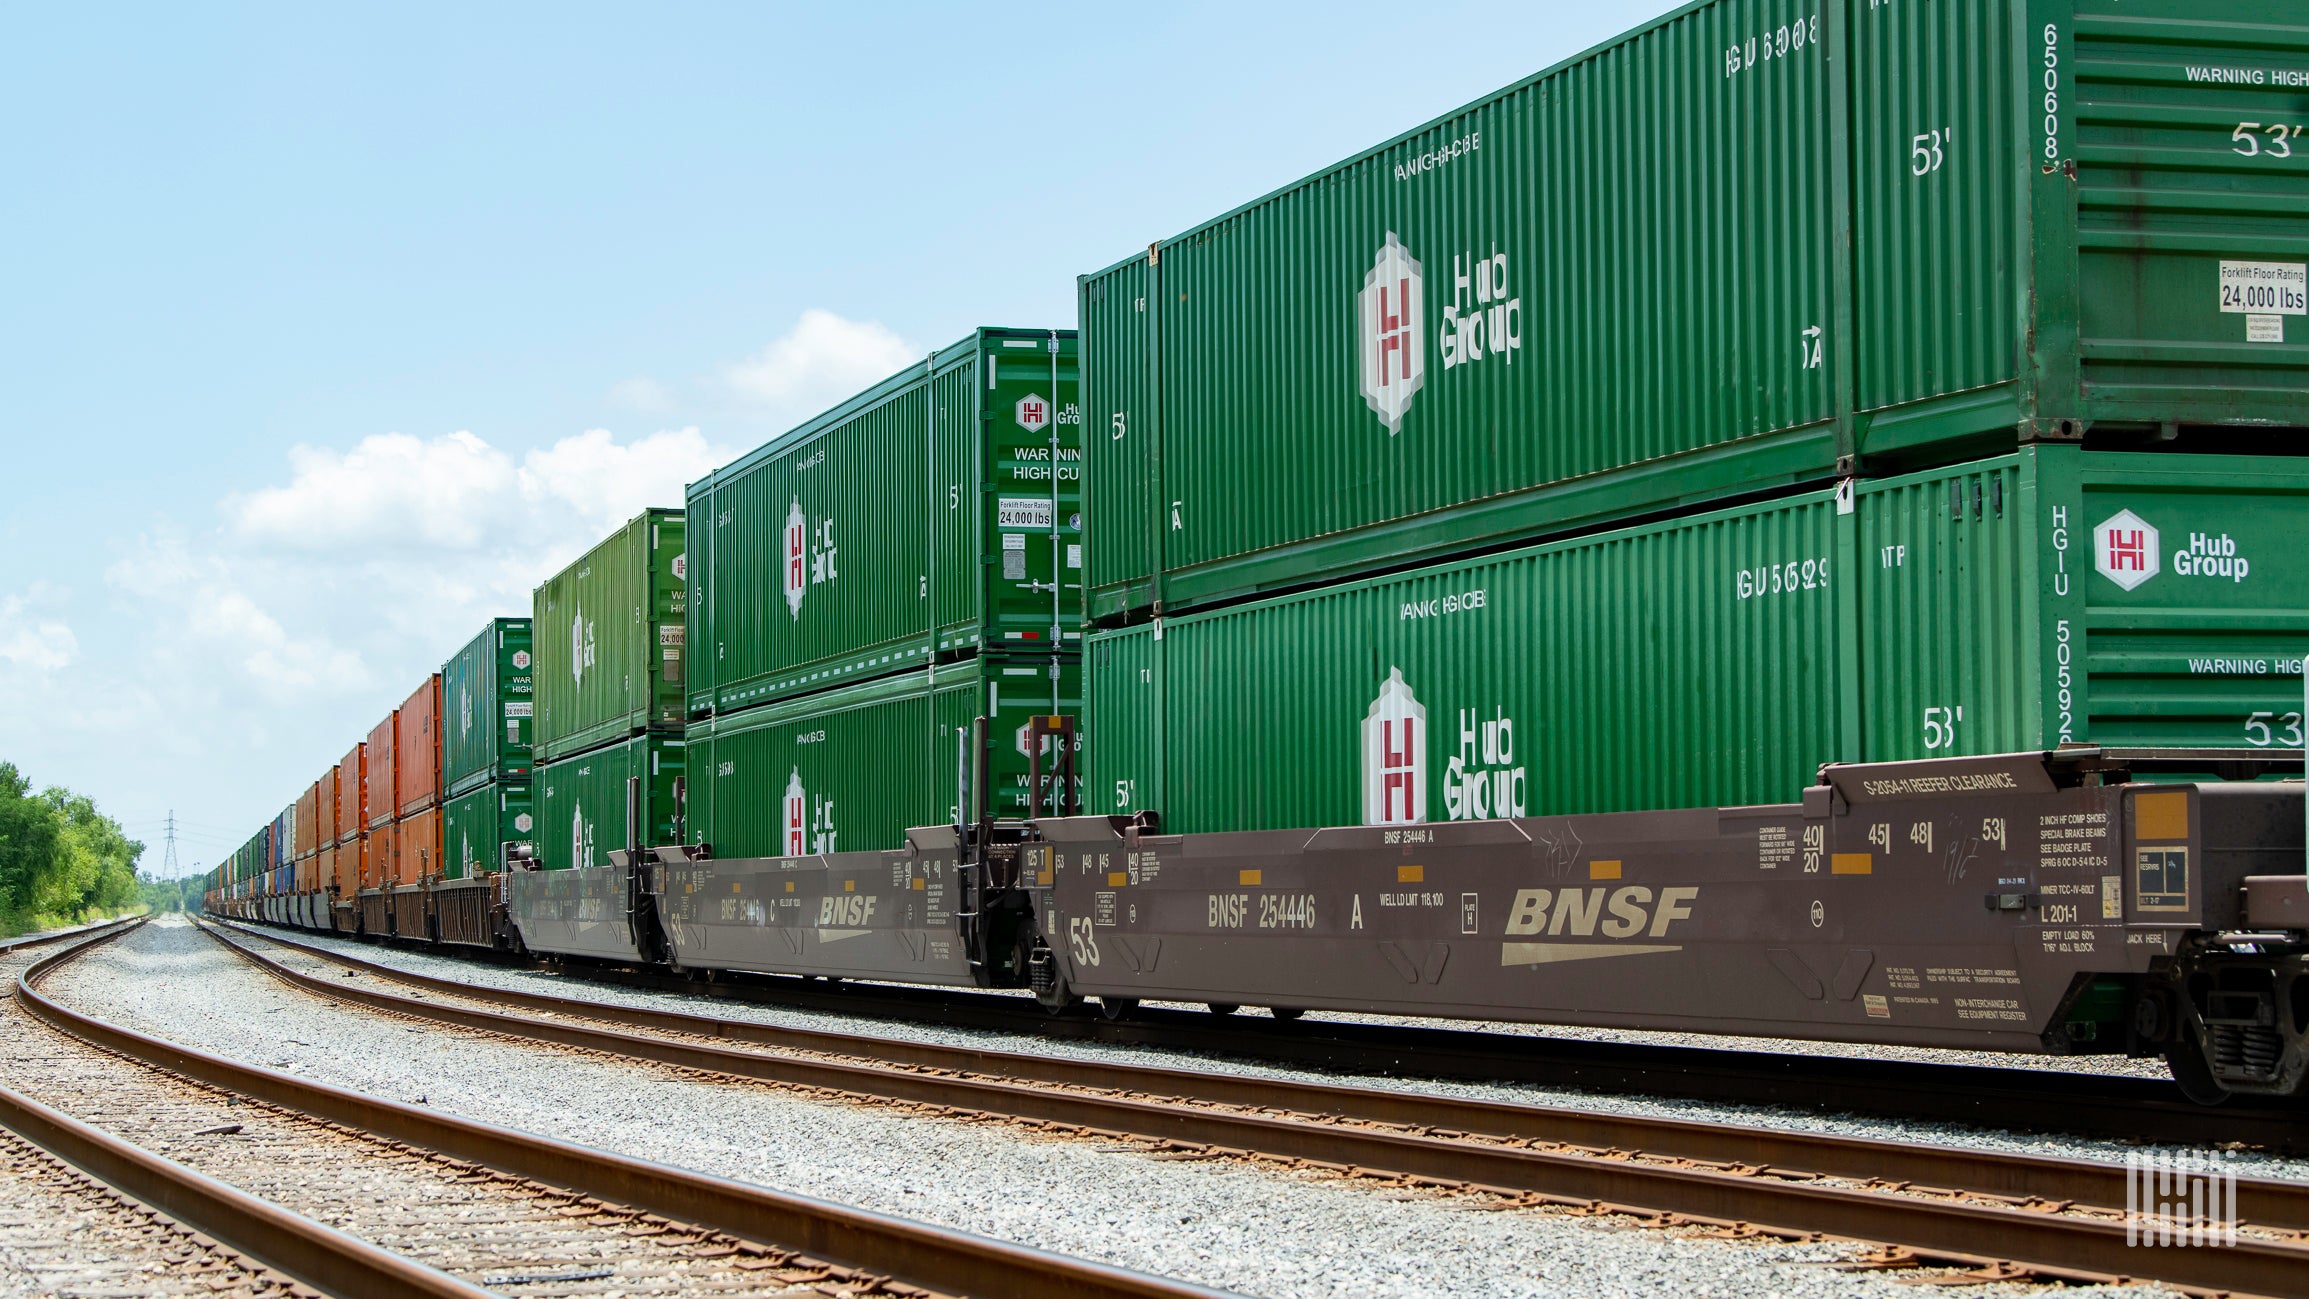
(211, 0), (2309, 1107)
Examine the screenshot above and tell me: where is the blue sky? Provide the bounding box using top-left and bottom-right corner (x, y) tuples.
(0, 1), (1677, 875)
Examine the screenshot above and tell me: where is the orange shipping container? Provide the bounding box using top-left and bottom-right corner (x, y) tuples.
(366, 715), (397, 831)
(368, 825), (396, 891)
(320, 765), (341, 847)
(337, 743), (365, 844)
(397, 806), (441, 885)
(336, 835), (365, 896)
(395, 675), (442, 818)
(295, 782), (321, 860)
(316, 843), (336, 898)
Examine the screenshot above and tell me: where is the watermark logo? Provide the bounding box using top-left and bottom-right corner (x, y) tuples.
(2126, 1150), (2237, 1247)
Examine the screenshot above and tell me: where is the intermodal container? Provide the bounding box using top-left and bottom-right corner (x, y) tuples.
(395, 675), (442, 817)
(363, 823), (394, 892)
(442, 618), (534, 796)
(272, 806), (294, 869)
(442, 780), (534, 879)
(365, 714), (397, 831)
(686, 655), (1082, 860)
(533, 509), (686, 763)
(336, 743), (365, 844)
(294, 782), (320, 860)
(398, 805), (442, 885)
(316, 765), (339, 849)
(688, 329), (1081, 717)
(316, 843), (336, 899)
(534, 733), (684, 870)
(1082, 0), (2309, 622)
(335, 834), (365, 898)
(1086, 447), (2309, 833)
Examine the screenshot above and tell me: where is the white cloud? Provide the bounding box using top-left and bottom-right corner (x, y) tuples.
(228, 430), (516, 552)
(518, 426), (723, 538)
(0, 589), (76, 672)
(726, 309), (917, 425)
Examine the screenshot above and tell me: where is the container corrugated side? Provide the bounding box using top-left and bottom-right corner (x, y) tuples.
(534, 732), (685, 870)
(397, 805), (441, 886)
(316, 765), (339, 848)
(364, 715), (396, 831)
(336, 743), (365, 843)
(1082, 0), (2309, 622)
(1087, 446), (2309, 833)
(695, 328), (1081, 715)
(687, 654), (1081, 860)
(533, 509), (686, 762)
(442, 780), (533, 879)
(442, 617), (534, 795)
(395, 675), (442, 816)
(294, 782), (320, 860)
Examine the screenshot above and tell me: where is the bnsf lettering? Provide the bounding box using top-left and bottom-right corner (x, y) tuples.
(817, 895), (879, 926)
(1503, 886), (1698, 938)
(1208, 894), (1249, 928)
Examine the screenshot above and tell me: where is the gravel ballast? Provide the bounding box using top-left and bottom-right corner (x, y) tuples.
(231, 920), (2308, 1187)
(37, 918), (2193, 1299)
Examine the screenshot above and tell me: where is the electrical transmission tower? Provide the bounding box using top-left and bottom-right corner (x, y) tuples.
(162, 811), (180, 880)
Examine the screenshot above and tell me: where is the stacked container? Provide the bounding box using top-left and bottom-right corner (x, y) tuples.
(1077, 0), (2309, 828)
(1081, 0), (2309, 625)
(680, 329), (1085, 860)
(531, 510), (687, 867)
(333, 741), (365, 930)
(440, 618), (535, 880)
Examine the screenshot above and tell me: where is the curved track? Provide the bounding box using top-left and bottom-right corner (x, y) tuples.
(218, 919), (2309, 1299)
(12, 918), (1225, 1299)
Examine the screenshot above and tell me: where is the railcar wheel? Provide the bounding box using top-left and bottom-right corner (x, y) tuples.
(1269, 1007), (1304, 1021)
(1098, 996), (1138, 1021)
(2166, 1019), (2232, 1107)
(1206, 1003), (1240, 1016)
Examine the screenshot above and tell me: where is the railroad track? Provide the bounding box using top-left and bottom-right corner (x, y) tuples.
(312, 917), (2307, 1151)
(8, 919), (1223, 1299)
(217, 919), (2309, 1299)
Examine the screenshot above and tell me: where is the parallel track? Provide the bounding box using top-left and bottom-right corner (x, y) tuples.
(219, 919), (2309, 1299)
(287, 915), (2309, 1150)
(18, 919), (1225, 1299)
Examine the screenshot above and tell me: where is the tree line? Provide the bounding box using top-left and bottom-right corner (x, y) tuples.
(0, 762), (144, 936)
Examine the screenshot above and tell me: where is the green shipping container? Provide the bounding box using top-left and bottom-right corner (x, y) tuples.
(687, 655), (1081, 860)
(441, 780), (535, 880)
(442, 618), (535, 796)
(535, 733), (685, 871)
(688, 329), (1081, 718)
(1087, 448), (2309, 833)
(1083, 0), (2309, 623)
(533, 509), (686, 763)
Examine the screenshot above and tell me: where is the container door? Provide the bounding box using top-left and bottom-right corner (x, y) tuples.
(978, 333), (1081, 651)
(1845, 0), (2023, 446)
(2069, 2), (2309, 425)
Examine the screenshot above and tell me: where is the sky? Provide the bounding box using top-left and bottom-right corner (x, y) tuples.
(0, 1), (1679, 876)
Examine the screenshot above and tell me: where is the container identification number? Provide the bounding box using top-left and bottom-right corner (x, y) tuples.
(1725, 14), (1818, 79)
(1735, 557), (1828, 600)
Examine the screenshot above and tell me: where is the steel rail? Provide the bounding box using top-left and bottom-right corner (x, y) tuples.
(0, 921), (492, 1298)
(314, 915), (2307, 1150)
(227, 920), (2309, 1230)
(0, 913), (144, 955)
(208, 920), (2309, 1298)
(26, 922), (1228, 1299)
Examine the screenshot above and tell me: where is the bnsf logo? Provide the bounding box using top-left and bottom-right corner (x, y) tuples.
(818, 894), (878, 926)
(1504, 886), (1697, 937)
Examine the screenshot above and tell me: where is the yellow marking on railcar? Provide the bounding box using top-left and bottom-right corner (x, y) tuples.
(1831, 853), (1873, 875)
(1589, 860), (1622, 880)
